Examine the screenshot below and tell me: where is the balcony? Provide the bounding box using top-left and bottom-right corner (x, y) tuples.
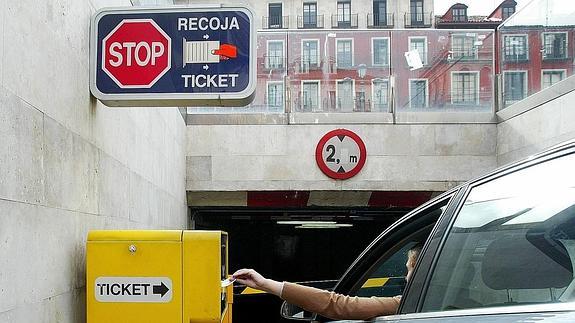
(367, 13), (394, 28)
(263, 16), (289, 29)
(543, 45), (568, 60)
(297, 15), (324, 29)
(262, 55), (285, 71)
(295, 58), (322, 73)
(319, 96), (382, 113)
(331, 14), (358, 29)
(450, 47), (478, 61)
(404, 12), (433, 28)
(503, 52), (528, 62)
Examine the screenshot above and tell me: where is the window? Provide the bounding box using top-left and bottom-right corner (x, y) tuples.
(303, 2), (318, 28)
(452, 34), (477, 60)
(266, 40), (284, 69)
(266, 82), (284, 111)
(410, 0), (424, 25)
(422, 153), (575, 312)
(358, 243), (419, 297)
(353, 197), (451, 298)
(302, 40), (319, 70)
(337, 79), (355, 112)
(409, 37), (427, 65)
(409, 79), (428, 108)
(502, 5), (515, 20)
(356, 89), (367, 112)
(373, 0), (387, 26)
(503, 35), (528, 61)
(451, 72), (479, 105)
(452, 8), (467, 22)
(542, 70), (565, 89)
(504, 71), (527, 106)
(372, 79), (389, 111)
(543, 33), (568, 60)
(337, 1), (352, 26)
(301, 81), (320, 111)
(268, 3), (283, 29)
(372, 38), (389, 66)
(336, 39), (353, 68)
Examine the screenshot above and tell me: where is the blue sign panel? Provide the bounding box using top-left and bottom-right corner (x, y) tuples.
(90, 6), (256, 107)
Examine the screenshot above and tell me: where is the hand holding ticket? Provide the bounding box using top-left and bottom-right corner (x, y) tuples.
(221, 277), (236, 288)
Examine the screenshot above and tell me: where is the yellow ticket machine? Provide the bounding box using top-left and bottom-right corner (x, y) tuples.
(86, 230), (232, 323)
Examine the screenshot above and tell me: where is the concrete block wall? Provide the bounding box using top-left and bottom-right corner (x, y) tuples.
(0, 0), (188, 322)
(497, 86), (575, 165)
(186, 124), (497, 192)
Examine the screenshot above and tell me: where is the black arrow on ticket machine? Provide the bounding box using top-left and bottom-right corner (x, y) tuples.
(153, 282), (169, 297)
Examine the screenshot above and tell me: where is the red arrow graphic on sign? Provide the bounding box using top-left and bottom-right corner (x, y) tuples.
(212, 44), (238, 60)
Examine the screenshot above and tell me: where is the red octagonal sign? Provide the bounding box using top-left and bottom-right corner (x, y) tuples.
(102, 19), (171, 88)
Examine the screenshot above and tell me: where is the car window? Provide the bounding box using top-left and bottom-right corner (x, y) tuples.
(421, 153), (575, 312)
(355, 242), (417, 298)
(352, 200), (450, 298)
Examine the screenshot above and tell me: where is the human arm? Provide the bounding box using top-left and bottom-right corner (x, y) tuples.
(231, 268), (284, 296)
(281, 282), (400, 321)
(232, 269), (400, 321)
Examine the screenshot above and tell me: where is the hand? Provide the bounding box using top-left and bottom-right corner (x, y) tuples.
(232, 269), (283, 296)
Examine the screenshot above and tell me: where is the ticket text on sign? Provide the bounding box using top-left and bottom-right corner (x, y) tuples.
(95, 277), (173, 303)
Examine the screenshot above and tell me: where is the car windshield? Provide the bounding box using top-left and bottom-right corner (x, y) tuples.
(421, 153), (575, 312)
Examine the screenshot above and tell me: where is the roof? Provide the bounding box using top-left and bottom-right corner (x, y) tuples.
(441, 3), (469, 19)
(487, 0), (518, 19)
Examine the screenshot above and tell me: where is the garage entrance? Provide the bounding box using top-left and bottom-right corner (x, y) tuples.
(192, 207), (410, 323)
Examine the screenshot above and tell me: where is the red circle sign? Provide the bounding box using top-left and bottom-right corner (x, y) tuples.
(315, 129), (367, 180)
(102, 19), (171, 88)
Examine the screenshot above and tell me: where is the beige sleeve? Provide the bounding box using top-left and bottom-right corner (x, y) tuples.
(280, 282), (401, 321)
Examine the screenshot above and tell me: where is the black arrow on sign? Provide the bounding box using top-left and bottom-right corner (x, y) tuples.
(337, 166), (346, 173)
(153, 282), (169, 297)
(337, 135), (346, 142)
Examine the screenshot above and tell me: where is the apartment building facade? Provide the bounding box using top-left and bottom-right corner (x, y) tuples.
(435, 0), (574, 107)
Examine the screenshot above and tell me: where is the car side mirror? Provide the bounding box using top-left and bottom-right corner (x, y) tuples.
(280, 300), (317, 321)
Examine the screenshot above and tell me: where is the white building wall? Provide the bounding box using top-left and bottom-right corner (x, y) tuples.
(187, 123), (497, 192)
(0, 1), (188, 322)
(175, 0), (435, 29)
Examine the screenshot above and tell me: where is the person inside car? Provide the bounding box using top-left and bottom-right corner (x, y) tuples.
(232, 243), (422, 321)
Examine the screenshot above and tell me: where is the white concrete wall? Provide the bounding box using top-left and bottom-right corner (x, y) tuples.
(497, 80), (575, 166)
(0, 0), (188, 322)
(187, 124), (497, 192)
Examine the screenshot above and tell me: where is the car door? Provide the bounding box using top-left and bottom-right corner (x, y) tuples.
(389, 143), (575, 322)
(310, 190), (461, 322)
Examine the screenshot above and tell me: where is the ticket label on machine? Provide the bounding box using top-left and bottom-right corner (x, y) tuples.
(95, 277), (173, 303)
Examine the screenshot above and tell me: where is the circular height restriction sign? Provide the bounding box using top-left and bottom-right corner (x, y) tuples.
(315, 129), (367, 180)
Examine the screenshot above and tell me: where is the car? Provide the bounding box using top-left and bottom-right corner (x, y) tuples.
(280, 140), (575, 322)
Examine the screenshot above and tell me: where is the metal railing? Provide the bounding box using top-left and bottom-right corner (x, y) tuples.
(450, 47), (479, 60)
(297, 15), (324, 29)
(319, 97), (386, 113)
(367, 13), (394, 28)
(331, 14), (358, 28)
(261, 55), (285, 70)
(542, 44), (568, 60)
(262, 16), (289, 29)
(404, 12), (433, 28)
(503, 47), (529, 62)
(294, 58), (322, 73)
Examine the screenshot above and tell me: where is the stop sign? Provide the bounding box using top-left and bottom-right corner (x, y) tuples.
(102, 19), (171, 88)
